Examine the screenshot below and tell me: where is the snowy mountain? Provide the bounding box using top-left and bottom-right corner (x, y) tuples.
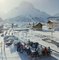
(54, 13), (59, 19)
(54, 13), (59, 16)
(5, 1), (50, 24)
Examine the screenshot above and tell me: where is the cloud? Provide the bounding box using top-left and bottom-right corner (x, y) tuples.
(0, 0), (59, 18)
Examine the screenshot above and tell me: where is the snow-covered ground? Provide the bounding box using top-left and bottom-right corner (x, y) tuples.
(13, 29), (59, 60)
(15, 30), (59, 51)
(0, 34), (31, 60)
(1, 29), (59, 60)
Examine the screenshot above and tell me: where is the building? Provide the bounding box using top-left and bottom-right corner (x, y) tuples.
(32, 23), (43, 31)
(47, 20), (55, 29)
(47, 17), (59, 30)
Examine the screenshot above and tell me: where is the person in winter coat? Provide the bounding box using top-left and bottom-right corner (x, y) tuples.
(48, 47), (51, 55)
(44, 47), (48, 55)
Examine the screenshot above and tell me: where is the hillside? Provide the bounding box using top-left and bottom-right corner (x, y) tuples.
(5, 1), (50, 24)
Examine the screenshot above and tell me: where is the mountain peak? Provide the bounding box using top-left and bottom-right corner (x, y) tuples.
(14, 1), (34, 11)
(18, 1), (34, 11)
(5, 1), (50, 23)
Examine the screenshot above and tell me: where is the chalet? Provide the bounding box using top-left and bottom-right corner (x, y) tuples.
(32, 23), (43, 31)
(47, 17), (59, 30)
(47, 20), (55, 29)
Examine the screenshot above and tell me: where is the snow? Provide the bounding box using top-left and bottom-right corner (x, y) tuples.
(29, 30), (59, 50)
(0, 35), (30, 60)
(27, 30), (59, 59)
(0, 29), (59, 60)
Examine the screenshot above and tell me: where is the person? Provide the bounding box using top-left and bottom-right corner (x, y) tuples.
(35, 42), (39, 50)
(26, 45), (31, 55)
(17, 42), (20, 52)
(44, 47), (48, 55)
(22, 43), (26, 52)
(48, 47), (51, 55)
(42, 47), (48, 56)
(20, 43), (23, 53)
(38, 45), (43, 56)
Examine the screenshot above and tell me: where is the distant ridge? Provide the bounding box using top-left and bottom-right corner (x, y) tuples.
(5, 1), (50, 24)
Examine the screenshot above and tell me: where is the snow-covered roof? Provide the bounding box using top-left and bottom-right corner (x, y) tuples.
(48, 17), (59, 23)
(48, 20), (59, 24)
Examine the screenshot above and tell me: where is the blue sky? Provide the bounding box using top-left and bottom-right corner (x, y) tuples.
(0, 0), (59, 17)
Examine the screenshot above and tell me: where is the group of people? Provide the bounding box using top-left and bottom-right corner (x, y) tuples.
(16, 41), (51, 58)
(42, 47), (51, 56)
